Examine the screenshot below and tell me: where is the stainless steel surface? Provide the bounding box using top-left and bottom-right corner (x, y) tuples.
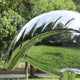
(5, 10), (80, 74)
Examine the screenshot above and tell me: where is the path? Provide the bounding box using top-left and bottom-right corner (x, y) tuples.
(0, 74), (59, 79)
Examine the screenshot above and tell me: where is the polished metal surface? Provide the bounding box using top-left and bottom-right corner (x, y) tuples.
(59, 68), (80, 74)
(5, 10), (80, 74)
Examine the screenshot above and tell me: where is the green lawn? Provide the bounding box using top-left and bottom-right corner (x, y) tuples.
(76, 78), (80, 80)
(29, 78), (58, 80)
(10, 78), (80, 80)
(29, 78), (80, 80)
(0, 78), (79, 80)
(5, 45), (80, 76)
(23, 45), (80, 76)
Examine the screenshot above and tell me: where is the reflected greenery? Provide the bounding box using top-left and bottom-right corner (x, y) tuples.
(5, 10), (80, 76)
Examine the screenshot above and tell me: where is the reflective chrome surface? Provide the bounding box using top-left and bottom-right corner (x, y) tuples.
(5, 10), (80, 75)
(59, 68), (80, 74)
(7, 10), (80, 53)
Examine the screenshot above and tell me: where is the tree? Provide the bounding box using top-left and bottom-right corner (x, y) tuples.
(73, 35), (80, 45)
(17, 0), (76, 20)
(0, 9), (25, 51)
(25, 0), (76, 17)
(73, 0), (80, 12)
(0, 0), (76, 52)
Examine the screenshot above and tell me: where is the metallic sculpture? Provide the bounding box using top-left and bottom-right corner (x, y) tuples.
(59, 68), (80, 80)
(59, 68), (80, 74)
(5, 10), (80, 77)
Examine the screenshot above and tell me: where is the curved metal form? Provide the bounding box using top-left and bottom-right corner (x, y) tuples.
(5, 10), (80, 76)
(59, 68), (80, 74)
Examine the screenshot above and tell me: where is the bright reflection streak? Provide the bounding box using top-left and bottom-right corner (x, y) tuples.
(16, 10), (80, 43)
(5, 10), (80, 73)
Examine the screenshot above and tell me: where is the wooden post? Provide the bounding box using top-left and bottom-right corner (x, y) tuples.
(25, 62), (28, 80)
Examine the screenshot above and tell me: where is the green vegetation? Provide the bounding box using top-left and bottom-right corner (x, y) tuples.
(0, 78), (79, 80)
(0, 0), (76, 52)
(28, 78), (58, 80)
(62, 71), (69, 80)
(0, 60), (4, 65)
(0, 78), (58, 80)
(0, 9), (25, 50)
(29, 78), (80, 80)
(73, 0), (80, 12)
(5, 44), (80, 76)
(29, 78), (79, 80)
(26, 78), (80, 80)
(61, 71), (76, 80)
(76, 78), (80, 80)
(23, 45), (80, 76)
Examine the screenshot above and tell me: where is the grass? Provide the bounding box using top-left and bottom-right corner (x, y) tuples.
(0, 78), (58, 80)
(0, 78), (79, 80)
(23, 45), (80, 76)
(29, 78), (80, 80)
(76, 78), (80, 80)
(28, 78), (58, 80)
(5, 44), (80, 76)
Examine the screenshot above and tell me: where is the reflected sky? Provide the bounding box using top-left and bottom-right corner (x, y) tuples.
(16, 10), (80, 43)
(59, 68), (80, 74)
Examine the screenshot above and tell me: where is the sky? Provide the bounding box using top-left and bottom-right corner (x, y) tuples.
(13, 10), (80, 45)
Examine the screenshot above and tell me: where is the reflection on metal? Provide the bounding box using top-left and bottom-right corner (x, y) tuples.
(5, 10), (80, 73)
(64, 18), (75, 27)
(59, 68), (80, 74)
(59, 69), (76, 80)
(59, 68), (79, 80)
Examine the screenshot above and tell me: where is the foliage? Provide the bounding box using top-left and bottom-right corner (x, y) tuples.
(73, 0), (80, 12)
(28, 0), (76, 17)
(0, 9), (25, 50)
(10, 0), (76, 20)
(0, 0), (76, 52)
(0, 0), (20, 13)
(73, 35), (80, 45)
(0, 60), (4, 65)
